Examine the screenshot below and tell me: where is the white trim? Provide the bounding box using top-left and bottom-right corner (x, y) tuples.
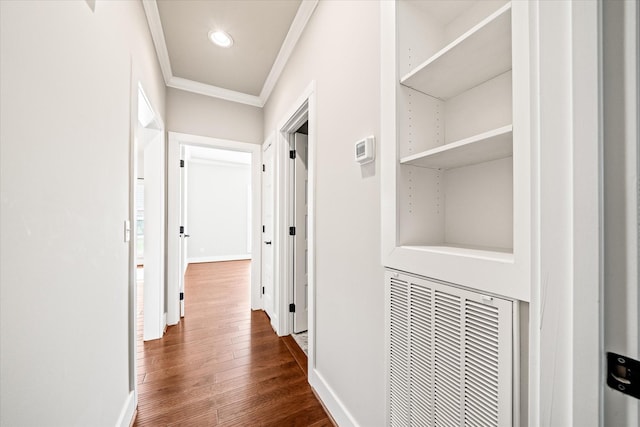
(261, 133), (276, 323)
(528, 3), (541, 426)
(309, 369), (359, 427)
(168, 76), (263, 108)
(259, 0), (319, 103)
(529, 1), (602, 425)
(142, 1), (317, 107)
(186, 158), (251, 168)
(275, 81), (316, 338)
(129, 74), (166, 397)
(141, 0), (172, 84)
(169, 132), (262, 152)
(187, 254), (251, 264)
(380, 0), (397, 268)
(570, 1), (602, 425)
(115, 391), (137, 427)
(167, 132), (263, 323)
(272, 84), (317, 397)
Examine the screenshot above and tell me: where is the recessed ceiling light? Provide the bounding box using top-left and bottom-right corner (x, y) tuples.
(208, 30), (233, 48)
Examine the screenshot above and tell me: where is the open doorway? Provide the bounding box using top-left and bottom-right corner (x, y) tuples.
(274, 88), (315, 364)
(290, 123), (309, 350)
(167, 133), (262, 326)
(183, 146), (252, 262)
(289, 122), (309, 334)
(134, 85), (166, 343)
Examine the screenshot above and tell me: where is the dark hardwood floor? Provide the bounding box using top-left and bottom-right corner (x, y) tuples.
(134, 260), (332, 426)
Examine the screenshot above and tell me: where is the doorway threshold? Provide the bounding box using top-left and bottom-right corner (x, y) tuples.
(282, 333), (308, 376)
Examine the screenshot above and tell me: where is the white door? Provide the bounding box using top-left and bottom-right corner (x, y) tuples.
(143, 131), (165, 341)
(261, 141), (276, 321)
(293, 133), (308, 333)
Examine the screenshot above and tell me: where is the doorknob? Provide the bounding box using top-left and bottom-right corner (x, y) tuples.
(264, 241), (272, 245)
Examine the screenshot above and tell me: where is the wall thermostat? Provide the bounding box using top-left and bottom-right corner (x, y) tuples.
(355, 136), (375, 164)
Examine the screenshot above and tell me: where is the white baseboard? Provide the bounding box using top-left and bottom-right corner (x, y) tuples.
(115, 390), (137, 427)
(187, 254), (251, 264)
(309, 369), (359, 427)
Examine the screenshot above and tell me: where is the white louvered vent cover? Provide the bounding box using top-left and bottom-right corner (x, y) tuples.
(387, 270), (513, 426)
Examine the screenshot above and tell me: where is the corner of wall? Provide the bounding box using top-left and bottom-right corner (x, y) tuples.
(310, 369), (360, 427)
(115, 391), (137, 427)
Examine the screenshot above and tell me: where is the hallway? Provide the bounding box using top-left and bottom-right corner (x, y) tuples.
(134, 260), (332, 426)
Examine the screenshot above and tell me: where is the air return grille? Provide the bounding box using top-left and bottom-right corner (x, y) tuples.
(387, 270), (513, 426)
(389, 277), (410, 426)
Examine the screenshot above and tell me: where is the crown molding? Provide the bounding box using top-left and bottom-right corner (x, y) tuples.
(168, 77), (263, 107)
(141, 0), (172, 84)
(259, 0), (319, 105)
(142, 0), (318, 108)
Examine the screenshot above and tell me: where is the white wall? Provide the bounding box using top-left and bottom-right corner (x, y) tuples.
(166, 88), (263, 145)
(0, 1), (165, 425)
(186, 160), (252, 261)
(263, 2), (384, 425)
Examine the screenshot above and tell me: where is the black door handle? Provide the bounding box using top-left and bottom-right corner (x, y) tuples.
(264, 241), (272, 245)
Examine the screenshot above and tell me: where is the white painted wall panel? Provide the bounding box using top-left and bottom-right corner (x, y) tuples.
(263, 1), (384, 425)
(166, 88), (263, 145)
(0, 1), (165, 425)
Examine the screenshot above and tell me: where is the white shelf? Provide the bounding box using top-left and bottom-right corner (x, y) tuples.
(400, 125), (513, 170)
(400, 3), (512, 100)
(401, 244), (514, 263)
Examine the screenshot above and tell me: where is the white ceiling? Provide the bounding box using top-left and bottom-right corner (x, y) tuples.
(143, 0), (318, 107)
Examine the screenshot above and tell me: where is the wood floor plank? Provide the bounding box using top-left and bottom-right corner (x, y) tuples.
(283, 334), (309, 376)
(138, 361), (302, 408)
(133, 260), (332, 426)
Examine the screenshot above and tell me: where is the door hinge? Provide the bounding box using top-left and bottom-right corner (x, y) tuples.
(262, 286), (265, 295)
(180, 292), (184, 301)
(289, 150), (296, 159)
(180, 160), (185, 168)
(289, 303), (296, 313)
(262, 164), (265, 172)
(262, 225), (265, 233)
(179, 225), (184, 234)
(289, 226), (296, 236)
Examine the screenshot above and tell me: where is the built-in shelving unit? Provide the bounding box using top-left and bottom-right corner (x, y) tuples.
(382, 0), (531, 301)
(383, 2), (533, 423)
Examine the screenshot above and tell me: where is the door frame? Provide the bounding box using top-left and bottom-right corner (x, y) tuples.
(128, 81), (165, 396)
(602, 0), (639, 425)
(134, 84), (165, 343)
(291, 132), (309, 334)
(261, 134), (277, 328)
(167, 132), (262, 326)
(274, 81), (317, 361)
(140, 122), (165, 341)
(528, 1), (603, 425)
